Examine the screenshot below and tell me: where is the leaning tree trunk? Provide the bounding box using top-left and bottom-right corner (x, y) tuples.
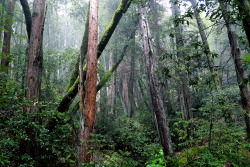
(139, 6), (173, 156)
(57, 0), (132, 113)
(220, 0), (250, 139)
(171, 1), (193, 138)
(189, 0), (219, 86)
(0, 0), (15, 75)
(20, 0), (32, 40)
(82, 0), (98, 163)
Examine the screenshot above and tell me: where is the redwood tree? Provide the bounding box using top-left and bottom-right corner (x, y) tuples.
(139, 5), (173, 156)
(25, 0), (45, 113)
(82, 0), (98, 163)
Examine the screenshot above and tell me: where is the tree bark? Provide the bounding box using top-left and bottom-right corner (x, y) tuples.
(139, 6), (173, 156)
(77, 4), (89, 166)
(19, 0), (45, 165)
(57, 0), (132, 113)
(128, 40), (136, 117)
(237, 0), (250, 48)
(189, 0), (219, 86)
(25, 0), (45, 113)
(82, 0), (98, 163)
(220, 0), (250, 139)
(19, 0), (32, 40)
(0, 0), (15, 74)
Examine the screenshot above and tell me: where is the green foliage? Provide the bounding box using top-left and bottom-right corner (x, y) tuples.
(0, 79), (75, 166)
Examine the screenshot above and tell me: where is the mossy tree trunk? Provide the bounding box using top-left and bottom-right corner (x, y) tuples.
(57, 0), (132, 113)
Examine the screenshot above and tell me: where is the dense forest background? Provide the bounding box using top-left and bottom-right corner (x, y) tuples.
(1, 0), (250, 166)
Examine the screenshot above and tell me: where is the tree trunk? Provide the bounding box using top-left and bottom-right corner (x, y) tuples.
(82, 0), (98, 163)
(171, 1), (193, 138)
(0, 0), (5, 47)
(25, 0), (45, 113)
(19, 0), (45, 165)
(128, 41), (136, 117)
(57, 0), (132, 113)
(139, 6), (173, 156)
(77, 4), (89, 166)
(150, 0), (174, 115)
(0, 0), (15, 75)
(20, 0), (32, 40)
(107, 53), (114, 113)
(220, 0), (250, 139)
(237, 0), (250, 48)
(189, 0), (219, 86)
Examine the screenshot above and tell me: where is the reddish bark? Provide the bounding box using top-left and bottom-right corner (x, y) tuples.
(25, 0), (45, 113)
(82, 0), (98, 163)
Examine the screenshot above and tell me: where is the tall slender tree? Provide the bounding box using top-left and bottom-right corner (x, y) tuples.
(0, 0), (5, 46)
(139, 5), (173, 156)
(0, 0), (15, 75)
(82, 0), (98, 163)
(77, 4), (89, 166)
(171, 0), (193, 138)
(189, 0), (219, 86)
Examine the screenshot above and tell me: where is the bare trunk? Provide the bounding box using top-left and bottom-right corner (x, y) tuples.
(0, 0), (15, 74)
(139, 6), (173, 156)
(82, 0), (98, 163)
(220, 1), (250, 139)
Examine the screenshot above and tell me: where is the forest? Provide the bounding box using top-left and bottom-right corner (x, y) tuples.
(1, 0), (250, 166)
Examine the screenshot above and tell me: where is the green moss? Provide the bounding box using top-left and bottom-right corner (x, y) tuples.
(58, 0), (132, 113)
